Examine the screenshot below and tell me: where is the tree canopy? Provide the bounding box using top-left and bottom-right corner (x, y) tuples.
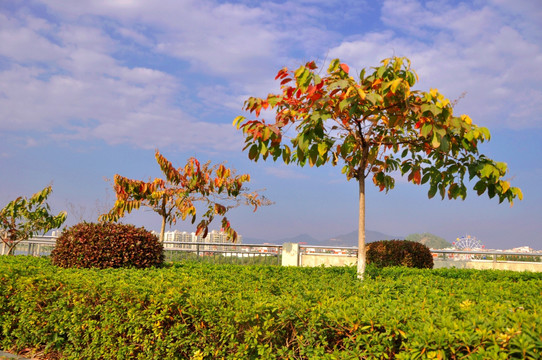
(1, 185), (66, 255)
(100, 150), (268, 242)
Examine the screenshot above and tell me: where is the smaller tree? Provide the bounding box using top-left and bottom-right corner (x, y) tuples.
(100, 150), (268, 241)
(0, 185), (67, 255)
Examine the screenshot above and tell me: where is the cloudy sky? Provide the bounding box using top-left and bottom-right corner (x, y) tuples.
(1, 0), (541, 249)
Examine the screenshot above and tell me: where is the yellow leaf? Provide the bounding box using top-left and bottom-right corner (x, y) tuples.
(357, 87), (366, 100)
(461, 114), (472, 125)
(501, 180), (510, 193)
(232, 116), (245, 129)
(390, 78), (402, 93)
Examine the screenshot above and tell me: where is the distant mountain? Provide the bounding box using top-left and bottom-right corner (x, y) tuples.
(405, 233), (452, 249)
(241, 236), (278, 245)
(243, 230), (402, 246)
(325, 230), (402, 247)
(277, 233), (320, 245)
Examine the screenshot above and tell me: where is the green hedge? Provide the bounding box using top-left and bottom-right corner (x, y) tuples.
(1, 257), (541, 359)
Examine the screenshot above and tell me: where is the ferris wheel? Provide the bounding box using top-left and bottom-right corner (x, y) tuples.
(453, 235), (483, 250)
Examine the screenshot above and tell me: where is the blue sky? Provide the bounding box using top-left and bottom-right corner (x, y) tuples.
(1, 0), (541, 249)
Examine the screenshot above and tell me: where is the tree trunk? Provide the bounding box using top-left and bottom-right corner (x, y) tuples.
(160, 215), (166, 242)
(159, 195), (167, 242)
(357, 175), (366, 280)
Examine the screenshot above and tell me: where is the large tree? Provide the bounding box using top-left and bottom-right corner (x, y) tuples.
(234, 57), (522, 279)
(100, 150), (267, 242)
(1, 185), (66, 255)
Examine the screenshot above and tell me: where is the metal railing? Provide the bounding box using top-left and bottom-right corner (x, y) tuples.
(162, 241), (283, 265)
(431, 249), (542, 263)
(299, 245), (541, 262)
(2, 237), (283, 265)
(3, 237), (541, 266)
(299, 244), (358, 256)
(1, 236), (57, 256)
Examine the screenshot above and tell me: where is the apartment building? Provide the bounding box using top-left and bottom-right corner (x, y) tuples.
(159, 229), (242, 250)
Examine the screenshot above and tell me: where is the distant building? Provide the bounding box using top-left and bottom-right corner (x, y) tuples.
(159, 229), (241, 250)
(162, 230), (195, 249)
(510, 246), (533, 253)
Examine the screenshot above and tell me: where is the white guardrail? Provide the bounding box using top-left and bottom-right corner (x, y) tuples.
(2, 237), (541, 270)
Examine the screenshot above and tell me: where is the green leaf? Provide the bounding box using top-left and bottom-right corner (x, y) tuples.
(308, 145), (318, 167)
(487, 184), (496, 199)
(421, 172), (431, 185)
(428, 184), (438, 199)
(359, 68), (366, 81)
(282, 145), (291, 164)
(431, 134), (440, 149)
(318, 142), (328, 157)
(439, 136), (450, 152)
(340, 138), (354, 158)
(365, 93), (383, 105)
(449, 117), (462, 129)
(328, 59), (340, 73)
(248, 145), (258, 161)
(474, 180), (486, 196)
(297, 133), (309, 151)
(448, 183), (459, 199)
(339, 98), (350, 112)
(480, 164), (495, 179)
(401, 163), (411, 175)
(421, 123), (432, 137)
(376, 65), (386, 78)
(260, 141), (268, 157)
(480, 127), (491, 140)
(439, 184), (446, 199)
(329, 79), (349, 89)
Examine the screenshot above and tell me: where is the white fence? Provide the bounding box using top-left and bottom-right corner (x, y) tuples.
(3, 237), (541, 271)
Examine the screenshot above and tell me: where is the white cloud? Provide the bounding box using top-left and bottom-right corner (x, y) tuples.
(329, 0), (542, 129)
(1, 0), (540, 157)
(0, 5), (243, 151)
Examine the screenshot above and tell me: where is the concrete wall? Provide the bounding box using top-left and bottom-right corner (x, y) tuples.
(281, 243), (300, 266)
(434, 259), (542, 272)
(283, 243), (542, 272)
(301, 254), (357, 267)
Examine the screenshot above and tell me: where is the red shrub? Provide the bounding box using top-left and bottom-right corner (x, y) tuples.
(51, 222), (163, 269)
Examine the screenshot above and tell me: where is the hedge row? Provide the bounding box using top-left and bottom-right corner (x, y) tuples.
(1, 257), (541, 359)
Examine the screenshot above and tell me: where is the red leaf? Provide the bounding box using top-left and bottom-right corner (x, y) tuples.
(280, 78), (291, 85)
(306, 61), (317, 70)
(413, 170), (421, 185)
(340, 63), (349, 73)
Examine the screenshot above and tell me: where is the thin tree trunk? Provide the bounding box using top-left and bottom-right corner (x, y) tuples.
(357, 176), (366, 280)
(160, 215), (166, 242)
(159, 195), (166, 242)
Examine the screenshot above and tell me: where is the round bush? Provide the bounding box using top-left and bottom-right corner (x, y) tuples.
(366, 240), (434, 269)
(51, 222), (164, 269)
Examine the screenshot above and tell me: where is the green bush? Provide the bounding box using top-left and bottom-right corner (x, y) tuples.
(51, 222), (163, 269)
(1, 257), (541, 359)
(366, 239), (434, 269)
